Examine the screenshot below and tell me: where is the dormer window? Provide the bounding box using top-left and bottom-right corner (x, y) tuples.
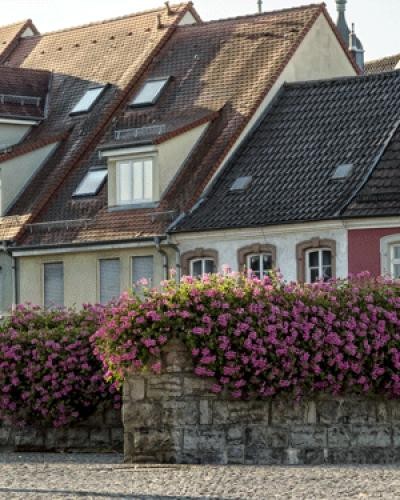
(73, 167), (107, 197)
(116, 158), (154, 205)
(130, 78), (169, 107)
(70, 85), (105, 115)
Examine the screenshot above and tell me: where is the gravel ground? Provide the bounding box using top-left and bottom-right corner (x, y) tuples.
(0, 453), (400, 499)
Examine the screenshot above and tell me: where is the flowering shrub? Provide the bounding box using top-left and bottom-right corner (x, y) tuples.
(93, 273), (400, 400)
(0, 304), (120, 428)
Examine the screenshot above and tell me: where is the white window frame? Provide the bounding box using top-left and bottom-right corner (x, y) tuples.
(42, 261), (64, 308)
(246, 253), (273, 278)
(98, 258), (121, 304)
(190, 258), (215, 277)
(70, 85), (105, 115)
(391, 244), (400, 279)
(116, 157), (154, 205)
(380, 234), (400, 278)
(130, 77), (169, 107)
(305, 248), (332, 283)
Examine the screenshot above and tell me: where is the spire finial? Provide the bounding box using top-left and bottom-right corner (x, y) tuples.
(336, 0), (347, 12)
(257, 0), (263, 14)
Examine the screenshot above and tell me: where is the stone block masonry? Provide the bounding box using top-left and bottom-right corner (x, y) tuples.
(0, 404), (123, 453)
(123, 339), (400, 465)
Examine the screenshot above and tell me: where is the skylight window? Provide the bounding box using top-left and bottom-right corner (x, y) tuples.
(230, 176), (253, 191)
(332, 163), (354, 180)
(73, 168), (107, 197)
(130, 78), (169, 107)
(70, 86), (105, 115)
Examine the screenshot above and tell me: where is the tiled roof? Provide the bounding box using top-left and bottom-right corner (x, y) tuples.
(0, 3), (193, 241)
(365, 54), (400, 75)
(0, 20), (38, 62)
(174, 70), (400, 232)
(0, 66), (50, 120)
(16, 4), (338, 246)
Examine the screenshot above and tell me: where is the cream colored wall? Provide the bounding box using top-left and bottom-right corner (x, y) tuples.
(0, 142), (59, 215)
(18, 246), (175, 307)
(211, 13), (357, 183)
(158, 123), (208, 195)
(0, 123), (31, 148)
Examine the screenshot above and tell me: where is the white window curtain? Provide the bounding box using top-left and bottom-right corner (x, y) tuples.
(99, 259), (120, 304)
(117, 159), (153, 204)
(44, 262), (64, 308)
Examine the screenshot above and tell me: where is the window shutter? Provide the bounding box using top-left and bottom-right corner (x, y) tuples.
(99, 259), (120, 304)
(132, 256), (154, 285)
(44, 263), (64, 308)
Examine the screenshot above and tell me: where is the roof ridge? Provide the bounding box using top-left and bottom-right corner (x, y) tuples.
(366, 53), (400, 64)
(32, 2), (190, 38)
(283, 68), (400, 90)
(0, 19), (29, 30)
(177, 3), (323, 28)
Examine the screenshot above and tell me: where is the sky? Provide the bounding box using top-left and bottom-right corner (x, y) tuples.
(1, 0), (398, 61)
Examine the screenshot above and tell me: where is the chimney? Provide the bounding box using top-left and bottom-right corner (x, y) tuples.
(156, 13), (164, 30)
(257, 0), (263, 14)
(165, 1), (173, 16)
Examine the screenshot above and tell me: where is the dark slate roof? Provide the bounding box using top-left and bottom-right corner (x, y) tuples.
(365, 54), (400, 75)
(9, 4), (349, 246)
(0, 66), (50, 120)
(174, 70), (400, 232)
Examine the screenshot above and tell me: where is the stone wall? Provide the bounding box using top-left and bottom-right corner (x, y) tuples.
(123, 339), (400, 465)
(0, 404), (123, 453)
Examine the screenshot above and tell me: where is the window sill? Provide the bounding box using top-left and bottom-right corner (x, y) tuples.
(108, 202), (159, 211)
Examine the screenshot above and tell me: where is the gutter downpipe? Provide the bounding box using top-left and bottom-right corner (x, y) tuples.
(1, 241), (17, 313)
(154, 236), (169, 281)
(166, 235), (181, 283)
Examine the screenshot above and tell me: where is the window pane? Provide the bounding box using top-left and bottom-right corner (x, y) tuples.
(204, 259), (214, 274)
(73, 169), (107, 197)
(133, 161), (144, 200)
(322, 250), (332, 266)
(143, 160), (153, 200)
(322, 266), (332, 281)
(118, 162), (132, 203)
(308, 251), (319, 268)
(44, 263), (64, 308)
(262, 253), (272, 273)
(131, 79), (168, 106)
(394, 264), (400, 279)
(393, 246), (400, 260)
(191, 260), (203, 277)
(99, 259), (120, 304)
(310, 268), (320, 283)
(132, 256), (153, 285)
(71, 87), (104, 114)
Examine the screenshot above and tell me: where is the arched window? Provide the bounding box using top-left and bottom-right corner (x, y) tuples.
(296, 238), (336, 283)
(190, 258), (215, 277)
(237, 244), (276, 278)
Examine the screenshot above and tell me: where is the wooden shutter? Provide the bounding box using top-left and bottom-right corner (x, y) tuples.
(44, 262), (64, 308)
(99, 259), (120, 304)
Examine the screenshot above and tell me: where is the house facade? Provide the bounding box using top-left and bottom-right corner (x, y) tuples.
(0, 2), (359, 311)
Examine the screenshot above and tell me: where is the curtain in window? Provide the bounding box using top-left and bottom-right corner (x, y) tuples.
(99, 259), (120, 304)
(44, 263), (64, 308)
(132, 256), (154, 286)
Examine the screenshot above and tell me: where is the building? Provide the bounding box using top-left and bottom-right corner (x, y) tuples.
(0, 2), (358, 310)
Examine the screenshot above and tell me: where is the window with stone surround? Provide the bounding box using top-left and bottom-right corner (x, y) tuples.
(296, 238), (336, 283)
(237, 244), (276, 278)
(181, 249), (218, 277)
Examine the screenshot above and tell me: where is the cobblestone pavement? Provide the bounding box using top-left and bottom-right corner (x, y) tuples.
(0, 453), (400, 499)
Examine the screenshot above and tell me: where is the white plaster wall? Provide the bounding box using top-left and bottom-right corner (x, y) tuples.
(0, 123), (31, 148)
(173, 222), (348, 282)
(0, 142), (59, 215)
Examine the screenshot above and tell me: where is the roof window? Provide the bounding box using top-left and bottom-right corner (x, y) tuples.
(70, 86), (105, 115)
(72, 167), (107, 197)
(332, 163), (353, 180)
(230, 176), (253, 191)
(130, 78), (169, 107)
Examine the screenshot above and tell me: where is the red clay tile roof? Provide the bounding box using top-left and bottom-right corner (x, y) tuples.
(0, 66), (50, 120)
(0, 3), (194, 241)
(365, 54), (400, 75)
(0, 20), (39, 63)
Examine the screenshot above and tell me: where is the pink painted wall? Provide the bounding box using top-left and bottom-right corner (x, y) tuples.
(348, 227), (400, 276)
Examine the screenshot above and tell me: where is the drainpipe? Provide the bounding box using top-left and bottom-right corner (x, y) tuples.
(1, 241), (17, 313)
(154, 236), (169, 281)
